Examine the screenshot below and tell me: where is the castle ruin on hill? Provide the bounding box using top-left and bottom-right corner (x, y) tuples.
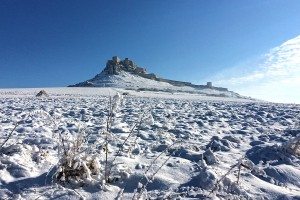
(70, 56), (228, 92)
(103, 56), (147, 75)
(101, 56), (228, 91)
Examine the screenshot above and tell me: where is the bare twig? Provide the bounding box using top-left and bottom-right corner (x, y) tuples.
(236, 164), (242, 184)
(132, 140), (182, 200)
(209, 155), (247, 196)
(136, 149), (176, 200)
(0, 122), (19, 151)
(209, 162), (239, 196)
(106, 111), (147, 181)
(143, 140), (180, 176)
(105, 96), (113, 182)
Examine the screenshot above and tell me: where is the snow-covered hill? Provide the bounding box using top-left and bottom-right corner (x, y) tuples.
(69, 56), (243, 99)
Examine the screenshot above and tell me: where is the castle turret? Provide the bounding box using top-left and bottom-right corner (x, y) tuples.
(207, 82), (213, 88)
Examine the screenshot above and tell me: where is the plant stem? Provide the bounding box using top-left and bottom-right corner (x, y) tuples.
(0, 122), (19, 151)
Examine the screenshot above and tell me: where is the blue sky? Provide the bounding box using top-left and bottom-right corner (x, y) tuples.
(1, 0), (300, 102)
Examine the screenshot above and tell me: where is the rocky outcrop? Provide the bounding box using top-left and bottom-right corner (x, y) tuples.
(101, 56), (147, 76)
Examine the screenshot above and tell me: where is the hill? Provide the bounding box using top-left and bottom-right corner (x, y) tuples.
(69, 56), (243, 98)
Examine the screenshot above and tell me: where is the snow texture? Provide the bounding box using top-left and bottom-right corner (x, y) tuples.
(0, 87), (299, 200)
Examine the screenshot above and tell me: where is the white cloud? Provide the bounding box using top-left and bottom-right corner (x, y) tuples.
(213, 35), (300, 103)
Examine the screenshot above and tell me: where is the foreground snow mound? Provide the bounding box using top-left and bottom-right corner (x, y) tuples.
(0, 89), (299, 199)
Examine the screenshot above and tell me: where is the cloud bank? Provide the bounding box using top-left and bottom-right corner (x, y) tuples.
(214, 35), (300, 103)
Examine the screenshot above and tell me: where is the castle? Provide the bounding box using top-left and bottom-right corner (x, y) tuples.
(102, 56), (147, 76)
(70, 56), (228, 92)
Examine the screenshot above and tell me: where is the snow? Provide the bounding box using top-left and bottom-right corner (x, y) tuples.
(72, 70), (244, 99)
(0, 87), (299, 199)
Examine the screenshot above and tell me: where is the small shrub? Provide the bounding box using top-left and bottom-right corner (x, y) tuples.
(53, 127), (104, 187)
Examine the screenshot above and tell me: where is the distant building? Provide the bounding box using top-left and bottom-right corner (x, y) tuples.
(207, 82), (213, 88)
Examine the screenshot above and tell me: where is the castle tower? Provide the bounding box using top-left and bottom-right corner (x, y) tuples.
(207, 82), (213, 88)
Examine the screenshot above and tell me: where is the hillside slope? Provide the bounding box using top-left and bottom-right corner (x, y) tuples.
(69, 56), (242, 98)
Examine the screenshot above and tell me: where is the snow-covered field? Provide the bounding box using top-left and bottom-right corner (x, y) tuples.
(0, 88), (299, 200)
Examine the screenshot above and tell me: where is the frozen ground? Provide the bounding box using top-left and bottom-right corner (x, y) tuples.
(0, 88), (299, 200)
